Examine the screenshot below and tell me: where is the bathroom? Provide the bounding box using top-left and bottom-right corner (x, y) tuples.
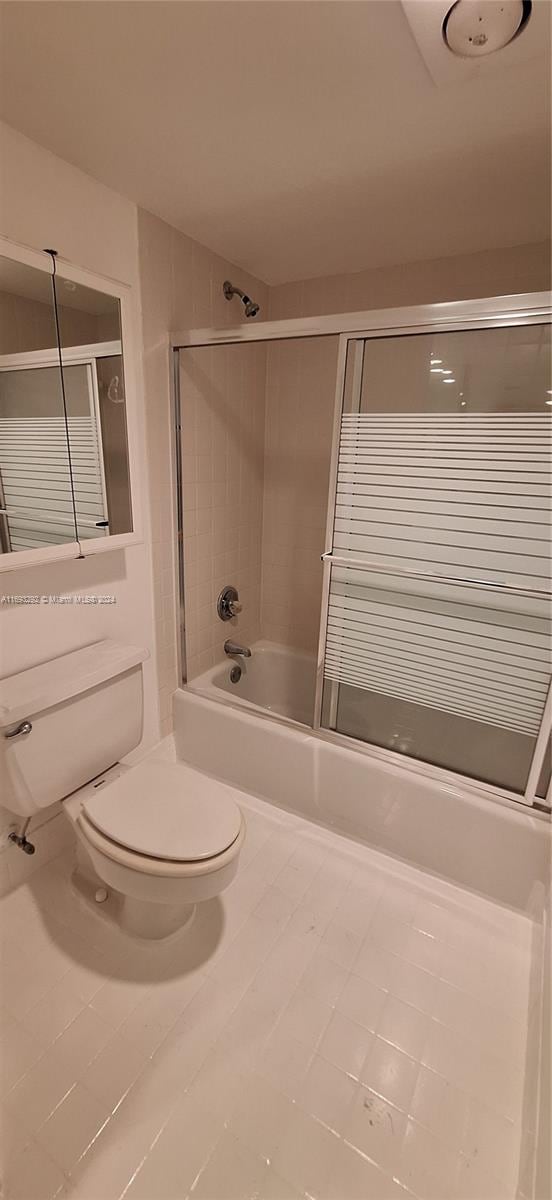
(0, 2), (550, 1199)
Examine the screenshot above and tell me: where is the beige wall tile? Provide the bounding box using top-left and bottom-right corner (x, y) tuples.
(269, 241), (551, 320)
(261, 335), (339, 654)
(138, 209), (268, 699)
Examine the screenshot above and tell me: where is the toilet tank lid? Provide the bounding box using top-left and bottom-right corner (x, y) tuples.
(0, 640), (149, 728)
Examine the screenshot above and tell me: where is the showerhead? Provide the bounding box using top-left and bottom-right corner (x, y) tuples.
(223, 280), (260, 319)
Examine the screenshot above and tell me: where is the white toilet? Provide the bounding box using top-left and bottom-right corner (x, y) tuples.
(0, 640), (245, 939)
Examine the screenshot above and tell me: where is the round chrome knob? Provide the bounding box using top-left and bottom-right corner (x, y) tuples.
(217, 585), (242, 621)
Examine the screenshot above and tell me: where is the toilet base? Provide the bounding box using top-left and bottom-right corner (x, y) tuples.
(71, 842), (197, 942)
(119, 894), (196, 940)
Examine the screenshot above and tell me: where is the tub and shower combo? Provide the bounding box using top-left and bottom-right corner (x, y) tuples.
(170, 292), (551, 1197)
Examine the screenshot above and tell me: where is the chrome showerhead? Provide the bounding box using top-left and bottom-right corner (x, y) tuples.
(223, 280), (260, 319)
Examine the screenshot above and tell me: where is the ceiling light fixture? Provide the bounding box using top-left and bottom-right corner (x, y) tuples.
(443, 1), (532, 59)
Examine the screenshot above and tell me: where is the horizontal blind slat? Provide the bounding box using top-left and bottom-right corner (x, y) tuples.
(325, 412), (552, 735)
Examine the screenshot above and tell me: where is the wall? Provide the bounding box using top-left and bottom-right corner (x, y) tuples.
(137, 208), (268, 708)
(261, 336), (338, 653)
(179, 341), (266, 679)
(0, 290), (102, 354)
(269, 240), (551, 319)
(0, 122), (159, 892)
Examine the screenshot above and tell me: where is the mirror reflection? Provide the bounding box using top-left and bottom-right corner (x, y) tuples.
(0, 255), (75, 552)
(57, 278), (132, 540)
(0, 255), (133, 558)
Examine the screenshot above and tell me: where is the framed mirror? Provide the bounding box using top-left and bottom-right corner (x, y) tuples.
(0, 239), (140, 571)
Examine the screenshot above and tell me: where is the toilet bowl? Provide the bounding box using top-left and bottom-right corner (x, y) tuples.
(0, 639), (245, 940)
(64, 759), (245, 938)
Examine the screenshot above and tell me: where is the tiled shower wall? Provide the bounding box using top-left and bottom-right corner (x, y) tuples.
(137, 209), (268, 730)
(261, 337), (338, 653)
(179, 342), (267, 680)
(268, 240), (551, 320)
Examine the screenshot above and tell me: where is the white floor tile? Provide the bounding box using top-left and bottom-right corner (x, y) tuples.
(397, 1117), (459, 1199)
(257, 1028), (314, 1100)
(297, 1054), (358, 1135)
(318, 1010), (374, 1080)
(0, 776), (532, 1200)
(227, 1071), (295, 1163)
(5, 1043), (78, 1134)
(55, 1006), (113, 1076)
(21, 978), (86, 1048)
(377, 994), (431, 1060)
(343, 1086), (407, 1172)
(82, 1032), (147, 1113)
(461, 1098), (519, 1189)
(0, 1020), (45, 1098)
(299, 947), (349, 1006)
(190, 1130), (266, 1200)
(271, 1106), (340, 1198)
(274, 987), (333, 1050)
(35, 1082), (109, 1172)
(361, 1036), (421, 1111)
(335, 971), (387, 1032)
(409, 1064), (469, 1148)
(323, 1139), (412, 1200)
(3, 1137), (67, 1200)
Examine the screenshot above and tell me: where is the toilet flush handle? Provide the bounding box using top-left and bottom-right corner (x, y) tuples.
(4, 720), (32, 739)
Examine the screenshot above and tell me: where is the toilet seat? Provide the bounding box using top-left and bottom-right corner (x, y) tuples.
(81, 760), (243, 864)
(77, 805), (245, 878)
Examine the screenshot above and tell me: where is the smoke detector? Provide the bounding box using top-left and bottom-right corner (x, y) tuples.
(443, 1), (531, 58)
(401, 0), (544, 85)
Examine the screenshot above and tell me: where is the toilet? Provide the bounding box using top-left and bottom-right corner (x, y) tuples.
(0, 640), (245, 939)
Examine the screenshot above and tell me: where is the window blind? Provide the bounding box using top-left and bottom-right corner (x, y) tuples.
(0, 415), (106, 550)
(325, 413), (552, 736)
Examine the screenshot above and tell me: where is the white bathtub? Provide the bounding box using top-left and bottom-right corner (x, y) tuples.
(174, 685), (550, 915)
(189, 640), (316, 727)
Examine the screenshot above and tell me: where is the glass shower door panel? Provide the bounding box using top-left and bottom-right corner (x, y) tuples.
(321, 323), (552, 797)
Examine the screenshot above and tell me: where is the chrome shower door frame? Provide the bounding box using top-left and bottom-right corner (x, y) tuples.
(171, 289), (552, 815)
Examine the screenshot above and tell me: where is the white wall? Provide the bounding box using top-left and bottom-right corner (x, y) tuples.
(0, 123), (160, 882)
(269, 240), (551, 319)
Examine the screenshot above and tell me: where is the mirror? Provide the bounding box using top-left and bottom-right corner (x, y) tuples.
(0, 255), (76, 553)
(57, 276), (133, 540)
(0, 249), (134, 561)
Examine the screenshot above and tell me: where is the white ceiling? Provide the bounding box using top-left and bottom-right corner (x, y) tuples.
(0, 1), (549, 286)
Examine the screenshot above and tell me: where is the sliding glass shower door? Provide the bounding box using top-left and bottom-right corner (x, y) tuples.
(319, 320), (551, 804)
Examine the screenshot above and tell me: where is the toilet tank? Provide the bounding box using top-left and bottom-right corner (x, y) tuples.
(0, 640), (148, 817)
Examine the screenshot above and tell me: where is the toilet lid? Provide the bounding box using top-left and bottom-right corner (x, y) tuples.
(82, 761), (243, 862)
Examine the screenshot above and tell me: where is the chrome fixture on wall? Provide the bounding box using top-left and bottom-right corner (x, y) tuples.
(223, 280), (260, 319)
(224, 640), (251, 658)
(217, 585), (243, 621)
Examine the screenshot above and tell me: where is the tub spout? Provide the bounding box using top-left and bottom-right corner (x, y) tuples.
(224, 640), (251, 658)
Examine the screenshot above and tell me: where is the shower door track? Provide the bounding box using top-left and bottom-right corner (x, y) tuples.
(170, 290), (552, 816)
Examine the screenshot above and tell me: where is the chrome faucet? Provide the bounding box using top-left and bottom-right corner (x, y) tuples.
(224, 640), (251, 658)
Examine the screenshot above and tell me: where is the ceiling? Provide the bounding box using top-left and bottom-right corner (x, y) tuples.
(0, 1), (550, 286)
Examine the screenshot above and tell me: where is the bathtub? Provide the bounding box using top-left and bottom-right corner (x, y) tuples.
(188, 639), (317, 727)
(174, 683), (549, 914)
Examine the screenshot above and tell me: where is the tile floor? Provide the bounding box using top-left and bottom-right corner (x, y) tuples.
(0, 762), (533, 1200)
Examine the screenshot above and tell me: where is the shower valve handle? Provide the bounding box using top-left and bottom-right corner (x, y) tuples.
(217, 585), (243, 621)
